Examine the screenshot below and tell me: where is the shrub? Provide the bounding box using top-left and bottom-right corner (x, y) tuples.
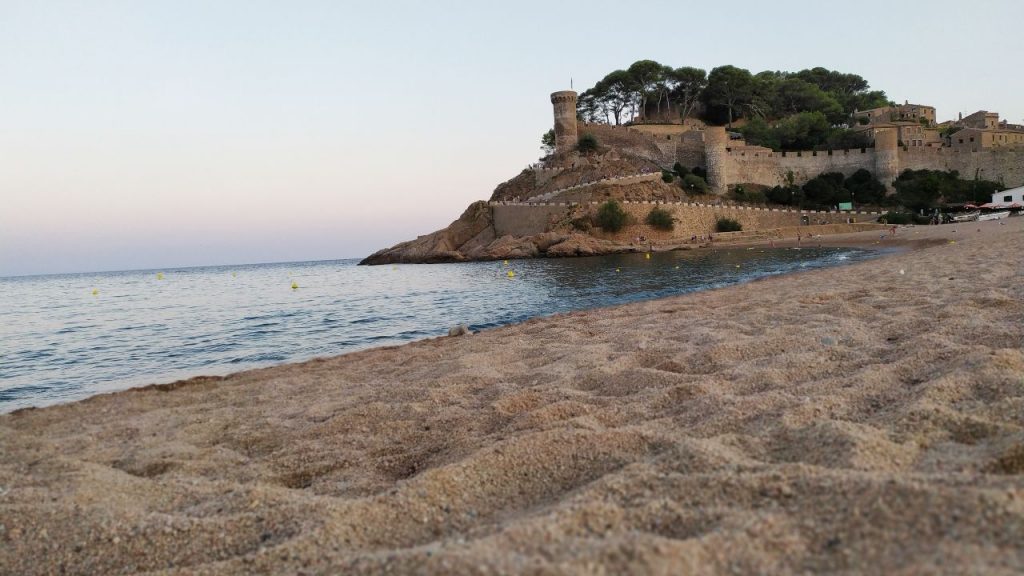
(732, 187), (767, 203)
(577, 133), (599, 154)
(569, 216), (592, 232)
(595, 200), (627, 232)
(661, 170), (674, 183)
(680, 174), (709, 193)
(645, 207), (674, 231)
(673, 162), (690, 177)
(716, 217), (742, 232)
(766, 185), (796, 205)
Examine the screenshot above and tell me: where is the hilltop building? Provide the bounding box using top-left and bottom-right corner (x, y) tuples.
(544, 90), (1024, 195)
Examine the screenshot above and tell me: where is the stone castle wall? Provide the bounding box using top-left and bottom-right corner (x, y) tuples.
(492, 201), (877, 240)
(551, 94), (1022, 193)
(898, 146), (1024, 186)
(719, 132), (1024, 190)
(727, 148), (878, 187)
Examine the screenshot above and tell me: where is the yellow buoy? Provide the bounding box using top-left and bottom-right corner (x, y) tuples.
(91, 288), (98, 296)
(503, 260), (509, 266)
(645, 253), (651, 259)
(674, 265), (679, 269)
(156, 272), (164, 280)
(291, 281), (299, 290)
(506, 270), (515, 278)
(735, 265), (740, 268)
(615, 268), (620, 273)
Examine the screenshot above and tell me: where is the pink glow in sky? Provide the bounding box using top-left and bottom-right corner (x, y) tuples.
(2, 0), (1022, 276)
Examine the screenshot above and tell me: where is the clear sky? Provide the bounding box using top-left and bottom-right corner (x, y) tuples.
(2, 0), (1021, 276)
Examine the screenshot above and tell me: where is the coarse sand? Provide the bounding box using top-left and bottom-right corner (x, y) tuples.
(1, 219), (1022, 575)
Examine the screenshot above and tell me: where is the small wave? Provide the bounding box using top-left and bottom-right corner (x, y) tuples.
(228, 352), (288, 364)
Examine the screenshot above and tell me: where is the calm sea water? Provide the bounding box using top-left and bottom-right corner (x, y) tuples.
(0, 247), (876, 411)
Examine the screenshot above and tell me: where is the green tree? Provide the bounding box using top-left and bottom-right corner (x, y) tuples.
(766, 185), (800, 206)
(540, 129), (555, 156)
(703, 65), (755, 127)
(892, 169), (942, 211)
(801, 172), (847, 208)
(770, 78), (844, 124)
(627, 60), (668, 121)
(844, 169), (886, 205)
(668, 67), (707, 122)
(596, 200), (628, 232)
(581, 70), (636, 125)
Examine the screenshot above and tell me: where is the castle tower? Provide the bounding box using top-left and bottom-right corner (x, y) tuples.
(550, 91), (578, 155)
(704, 126), (729, 194)
(873, 127), (899, 193)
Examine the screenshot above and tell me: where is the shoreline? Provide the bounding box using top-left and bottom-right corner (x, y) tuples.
(7, 229), (898, 416)
(2, 219), (1021, 574)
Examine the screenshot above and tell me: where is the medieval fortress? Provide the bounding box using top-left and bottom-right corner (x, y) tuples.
(546, 91), (1024, 195)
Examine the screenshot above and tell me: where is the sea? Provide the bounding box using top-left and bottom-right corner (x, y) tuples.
(0, 247), (878, 412)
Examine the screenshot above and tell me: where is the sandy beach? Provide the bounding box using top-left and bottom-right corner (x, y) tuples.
(2, 219), (1022, 575)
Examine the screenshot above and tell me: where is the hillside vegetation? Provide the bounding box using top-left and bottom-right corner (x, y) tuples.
(576, 61), (889, 150)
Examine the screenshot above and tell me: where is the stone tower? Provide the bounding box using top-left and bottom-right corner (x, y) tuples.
(873, 127), (899, 192)
(704, 126), (729, 194)
(550, 91), (578, 155)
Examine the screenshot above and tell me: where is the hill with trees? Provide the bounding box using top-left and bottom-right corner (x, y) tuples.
(576, 61), (890, 151)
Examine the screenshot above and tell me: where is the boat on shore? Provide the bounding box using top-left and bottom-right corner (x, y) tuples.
(950, 211), (980, 223)
(977, 210), (1011, 222)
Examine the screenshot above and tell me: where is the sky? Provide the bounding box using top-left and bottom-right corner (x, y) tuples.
(2, 0), (1022, 276)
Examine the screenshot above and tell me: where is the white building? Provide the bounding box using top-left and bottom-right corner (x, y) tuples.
(990, 186), (1024, 206)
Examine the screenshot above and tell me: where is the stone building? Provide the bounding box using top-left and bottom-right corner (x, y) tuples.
(946, 110), (1024, 151)
(549, 91), (1024, 195)
(854, 101), (937, 126)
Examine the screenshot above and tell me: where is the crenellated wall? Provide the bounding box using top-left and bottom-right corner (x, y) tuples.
(726, 147), (878, 188)
(491, 200), (880, 240)
(720, 133), (1024, 190)
(551, 89), (1023, 195)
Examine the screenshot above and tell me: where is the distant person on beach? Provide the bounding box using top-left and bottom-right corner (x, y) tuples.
(890, 225), (897, 237)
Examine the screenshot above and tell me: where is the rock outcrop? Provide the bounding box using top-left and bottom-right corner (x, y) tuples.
(359, 201), (495, 265)
(359, 202), (639, 265)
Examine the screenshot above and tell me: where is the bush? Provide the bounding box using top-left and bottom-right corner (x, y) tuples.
(577, 133), (599, 154)
(569, 216), (592, 232)
(645, 207), (674, 231)
(766, 185), (799, 206)
(680, 173), (709, 193)
(731, 185), (767, 204)
(661, 170), (674, 183)
(595, 200), (628, 232)
(716, 217), (742, 232)
(673, 162), (690, 177)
